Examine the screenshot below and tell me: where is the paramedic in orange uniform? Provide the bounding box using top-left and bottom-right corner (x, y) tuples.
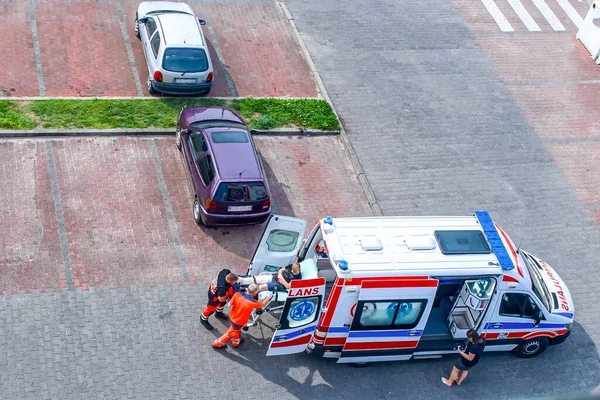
(212, 284), (272, 349)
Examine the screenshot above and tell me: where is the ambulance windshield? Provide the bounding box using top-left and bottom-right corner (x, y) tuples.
(521, 252), (551, 312)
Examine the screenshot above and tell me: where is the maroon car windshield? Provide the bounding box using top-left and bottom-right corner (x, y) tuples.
(214, 182), (268, 202)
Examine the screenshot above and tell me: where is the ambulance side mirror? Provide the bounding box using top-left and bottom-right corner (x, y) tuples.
(533, 310), (544, 327)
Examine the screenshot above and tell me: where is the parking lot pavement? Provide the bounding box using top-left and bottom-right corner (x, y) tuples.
(0, 1), (39, 96)
(201, 2), (319, 97)
(0, 135), (371, 292)
(0, 0), (318, 98)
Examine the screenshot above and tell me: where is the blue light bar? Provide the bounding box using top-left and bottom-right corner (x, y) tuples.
(475, 211), (515, 270)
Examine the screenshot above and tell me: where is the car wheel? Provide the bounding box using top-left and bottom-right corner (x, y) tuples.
(514, 337), (549, 358)
(147, 77), (158, 94)
(193, 197), (203, 226)
(134, 15), (140, 39)
(349, 362), (372, 368)
(175, 125), (182, 151)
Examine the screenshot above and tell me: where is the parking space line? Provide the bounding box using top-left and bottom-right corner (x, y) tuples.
(556, 0), (584, 28)
(115, 0), (144, 96)
(507, 0), (542, 31)
(532, 0), (566, 31)
(28, 0), (45, 96)
(45, 141), (73, 290)
(148, 140), (190, 283)
(197, 2), (238, 97)
(481, 0), (514, 32)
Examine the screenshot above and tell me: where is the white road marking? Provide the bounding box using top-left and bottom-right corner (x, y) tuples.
(531, 0), (566, 31)
(556, 0), (584, 28)
(507, 0), (541, 31)
(481, 0), (514, 32)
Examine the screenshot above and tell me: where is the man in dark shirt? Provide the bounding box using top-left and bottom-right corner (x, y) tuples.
(200, 269), (239, 330)
(276, 261), (302, 291)
(442, 329), (486, 386)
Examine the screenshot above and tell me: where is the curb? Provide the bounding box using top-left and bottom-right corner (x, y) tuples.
(277, 0), (382, 216)
(0, 128), (340, 138)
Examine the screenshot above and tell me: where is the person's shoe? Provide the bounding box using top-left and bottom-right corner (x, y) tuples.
(200, 318), (213, 331)
(232, 337), (245, 348)
(215, 312), (229, 320)
(212, 342), (227, 349)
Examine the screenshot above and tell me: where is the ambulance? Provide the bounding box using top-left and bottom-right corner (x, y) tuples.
(246, 211), (574, 364)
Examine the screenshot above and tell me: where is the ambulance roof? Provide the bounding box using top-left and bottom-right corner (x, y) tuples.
(321, 212), (526, 280)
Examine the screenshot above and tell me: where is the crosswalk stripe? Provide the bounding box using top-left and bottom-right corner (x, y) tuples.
(531, 0), (566, 31)
(481, 0), (514, 32)
(555, 0), (584, 28)
(507, 0), (542, 31)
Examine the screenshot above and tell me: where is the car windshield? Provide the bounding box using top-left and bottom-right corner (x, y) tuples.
(163, 48), (208, 72)
(521, 252), (552, 312)
(214, 182), (267, 202)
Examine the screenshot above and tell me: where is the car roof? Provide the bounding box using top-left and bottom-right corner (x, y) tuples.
(206, 128), (263, 181)
(157, 13), (204, 46)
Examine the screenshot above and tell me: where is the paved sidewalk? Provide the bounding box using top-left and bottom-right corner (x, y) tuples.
(0, 0), (318, 97)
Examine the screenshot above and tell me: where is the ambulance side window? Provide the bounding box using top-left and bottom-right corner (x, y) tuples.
(354, 299), (427, 330)
(499, 293), (539, 319)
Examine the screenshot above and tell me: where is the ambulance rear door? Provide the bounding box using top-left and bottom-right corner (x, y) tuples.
(248, 215), (306, 276)
(266, 277), (327, 356)
(337, 278), (438, 364)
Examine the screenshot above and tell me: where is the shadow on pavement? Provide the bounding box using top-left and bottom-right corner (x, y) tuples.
(211, 321), (600, 400)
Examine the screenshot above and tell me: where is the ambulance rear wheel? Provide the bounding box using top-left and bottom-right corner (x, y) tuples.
(514, 338), (548, 358)
(349, 362), (372, 368)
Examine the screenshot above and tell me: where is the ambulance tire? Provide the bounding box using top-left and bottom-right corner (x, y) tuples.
(349, 362), (372, 368)
(514, 337), (549, 358)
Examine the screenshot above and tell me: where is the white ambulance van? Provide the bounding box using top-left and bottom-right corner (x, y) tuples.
(247, 211), (574, 364)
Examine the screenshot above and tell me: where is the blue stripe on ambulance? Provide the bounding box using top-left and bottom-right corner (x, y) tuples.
(485, 322), (566, 330)
(273, 323), (316, 342)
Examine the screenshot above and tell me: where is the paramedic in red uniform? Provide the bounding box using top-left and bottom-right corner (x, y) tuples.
(200, 269), (239, 331)
(212, 284), (272, 349)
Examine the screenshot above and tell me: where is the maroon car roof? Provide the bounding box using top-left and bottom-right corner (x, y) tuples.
(206, 127), (263, 181)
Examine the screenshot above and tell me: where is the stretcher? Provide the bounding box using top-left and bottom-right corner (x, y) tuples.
(237, 259), (319, 328)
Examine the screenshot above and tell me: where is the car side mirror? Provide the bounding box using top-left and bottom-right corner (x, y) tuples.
(198, 19), (206, 25)
(181, 128), (191, 135)
(250, 129), (258, 135)
(138, 17), (149, 24)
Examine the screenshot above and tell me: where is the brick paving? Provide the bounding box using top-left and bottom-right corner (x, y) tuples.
(0, 135), (370, 291)
(0, 1), (39, 96)
(202, 2), (318, 97)
(36, 1), (139, 97)
(0, 0), (318, 98)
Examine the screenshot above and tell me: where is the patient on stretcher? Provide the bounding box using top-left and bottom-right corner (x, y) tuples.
(236, 259), (319, 303)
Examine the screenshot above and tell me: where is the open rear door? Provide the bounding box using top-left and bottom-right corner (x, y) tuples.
(338, 278), (439, 364)
(248, 215), (306, 276)
(266, 277), (326, 356)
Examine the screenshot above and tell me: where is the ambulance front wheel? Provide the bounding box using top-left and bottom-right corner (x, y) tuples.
(349, 362), (372, 368)
(514, 337), (549, 358)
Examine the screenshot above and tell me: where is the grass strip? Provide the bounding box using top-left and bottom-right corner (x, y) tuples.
(0, 98), (339, 131)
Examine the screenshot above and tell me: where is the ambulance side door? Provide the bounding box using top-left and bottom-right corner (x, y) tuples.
(483, 290), (554, 352)
(338, 279), (438, 364)
(247, 215), (306, 276)
(266, 277), (326, 356)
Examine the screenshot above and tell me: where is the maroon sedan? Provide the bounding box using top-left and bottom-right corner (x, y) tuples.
(175, 106), (272, 226)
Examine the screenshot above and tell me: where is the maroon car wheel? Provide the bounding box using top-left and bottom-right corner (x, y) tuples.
(193, 197), (203, 226)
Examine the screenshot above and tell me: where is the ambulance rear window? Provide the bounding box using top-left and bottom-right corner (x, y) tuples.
(434, 230), (491, 255)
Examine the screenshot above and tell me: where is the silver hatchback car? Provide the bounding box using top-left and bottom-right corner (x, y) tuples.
(135, 1), (214, 95)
